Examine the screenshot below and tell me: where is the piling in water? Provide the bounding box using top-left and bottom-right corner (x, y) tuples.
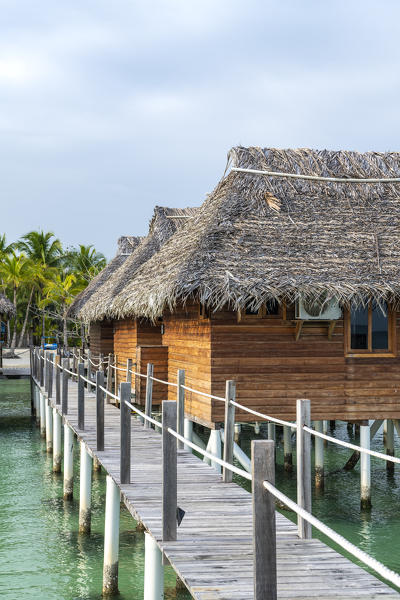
(63, 424), (74, 500)
(144, 532), (163, 600)
(315, 420), (324, 490)
(45, 401), (53, 453)
(283, 425), (293, 472)
(360, 424), (371, 510)
(103, 475), (120, 596)
(52, 408), (62, 472)
(79, 441), (92, 534)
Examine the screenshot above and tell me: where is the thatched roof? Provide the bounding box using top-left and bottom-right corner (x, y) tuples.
(68, 236), (142, 317)
(78, 206), (198, 322)
(0, 293), (15, 317)
(109, 146), (400, 320)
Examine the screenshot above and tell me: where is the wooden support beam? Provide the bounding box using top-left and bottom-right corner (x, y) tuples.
(96, 370), (105, 451)
(296, 399), (311, 539)
(223, 380), (236, 483)
(162, 401), (177, 543)
(120, 382), (131, 485)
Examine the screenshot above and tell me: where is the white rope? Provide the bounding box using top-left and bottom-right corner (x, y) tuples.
(129, 369), (147, 379)
(150, 375), (178, 387)
(263, 481), (400, 588)
(231, 400), (296, 429)
(232, 166), (400, 184)
(124, 400), (162, 428)
(110, 364), (127, 372)
(182, 385), (225, 402)
(99, 385), (119, 401)
(80, 375), (92, 386)
(168, 428), (253, 481)
(303, 426), (400, 464)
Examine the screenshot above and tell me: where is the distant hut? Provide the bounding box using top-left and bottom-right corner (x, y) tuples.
(109, 146), (400, 426)
(70, 236), (142, 356)
(70, 206), (198, 403)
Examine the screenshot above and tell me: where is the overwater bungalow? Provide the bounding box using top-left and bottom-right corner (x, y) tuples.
(106, 146), (400, 428)
(69, 206), (198, 403)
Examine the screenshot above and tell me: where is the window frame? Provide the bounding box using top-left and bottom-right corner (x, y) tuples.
(344, 303), (396, 358)
(237, 301), (284, 322)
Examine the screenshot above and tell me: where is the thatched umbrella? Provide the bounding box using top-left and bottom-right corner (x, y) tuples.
(0, 293), (16, 318)
(108, 146), (400, 320)
(76, 206), (198, 322)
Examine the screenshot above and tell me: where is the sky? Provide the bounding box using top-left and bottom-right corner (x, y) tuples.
(1, 1), (400, 258)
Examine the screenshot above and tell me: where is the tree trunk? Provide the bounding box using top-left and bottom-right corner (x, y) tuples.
(6, 319), (10, 346)
(10, 286), (17, 350)
(18, 287), (34, 348)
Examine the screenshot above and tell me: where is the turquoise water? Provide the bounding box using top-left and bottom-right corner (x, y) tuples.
(0, 380), (191, 600)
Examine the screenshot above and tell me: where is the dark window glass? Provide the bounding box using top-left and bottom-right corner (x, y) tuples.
(245, 305), (259, 315)
(350, 306), (368, 349)
(372, 302), (388, 349)
(266, 300), (279, 315)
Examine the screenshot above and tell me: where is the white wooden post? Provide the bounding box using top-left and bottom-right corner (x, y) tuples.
(63, 424), (74, 500)
(184, 418), (193, 453)
(315, 420), (324, 490)
(386, 419), (394, 475)
(79, 441), (92, 534)
(283, 425), (293, 472)
(360, 423), (371, 509)
(45, 399), (53, 453)
(102, 475), (120, 595)
(176, 369), (185, 450)
(52, 408), (62, 472)
(145, 363), (154, 429)
(296, 399), (312, 539)
(144, 533), (163, 600)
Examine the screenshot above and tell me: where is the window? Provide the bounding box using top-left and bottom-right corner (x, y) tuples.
(238, 300), (282, 321)
(346, 301), (395, 356)
(199, 303), (210, 320)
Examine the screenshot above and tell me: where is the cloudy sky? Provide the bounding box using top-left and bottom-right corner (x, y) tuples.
(1, 1), (400, 257)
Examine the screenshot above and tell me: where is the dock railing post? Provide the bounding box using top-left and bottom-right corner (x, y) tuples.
(145, 363), (154, 429)
(72, 351), (77, 379)
(177, 369), (185, 450)
(120, 382), (131, 485)
(48, 353), (54, 400)
(126, 358), (132, 384)
(296, 398), (312, 539)
(96, 370), (105, 451)
(87, 349), (92, 391)
(223, 380), (236, 483)
(62, 357), (69, 415)
(55, 355), (60, 404)
(39, 349), (44, 387)
(283, 425), (293, 472)
(252, 440), (277, 600)
(102, 475), (120, 595)
(162, 401), (177, 544)
(315, 420), (324, 490)
(106, 354), (113, 403)
(360, 422), (371, 509)
(78, 362), (85, 430)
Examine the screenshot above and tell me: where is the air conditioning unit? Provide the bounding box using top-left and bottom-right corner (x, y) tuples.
(295, 295), (342, 320)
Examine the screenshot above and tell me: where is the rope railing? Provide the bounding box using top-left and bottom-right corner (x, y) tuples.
(304, 426), (400, 464)
(99, 385), (119, 402)
(263, 480), (400, 588)
(230, 399), (296, 429)
(181, 385), (225, 402)
(124, 400), (164, 428)
(34, 348), (400, 468)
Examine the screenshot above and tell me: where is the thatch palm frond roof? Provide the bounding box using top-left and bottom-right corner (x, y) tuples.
(110, 146), (400, 320)
(0, 293), (15, 317)
(79, 206), (198, 322)
(68, 236), (142, 317)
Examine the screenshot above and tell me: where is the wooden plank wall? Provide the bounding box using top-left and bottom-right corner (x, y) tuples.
(210, 306), (400, 423)
(114, 318), (163, 390)
(163, 304), (213, 427)
(89, 321), (114, 356)
(135, 345), (168, 406)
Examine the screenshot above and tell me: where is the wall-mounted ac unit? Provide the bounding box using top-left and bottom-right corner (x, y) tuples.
(295, 296), (342, 320)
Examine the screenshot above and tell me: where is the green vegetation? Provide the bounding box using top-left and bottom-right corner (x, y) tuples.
(0, 231), (106, 351)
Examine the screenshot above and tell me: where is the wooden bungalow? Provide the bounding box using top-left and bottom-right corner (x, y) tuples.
(69, 206), (198, 404)
(107, 146), (400, 428)
(69, 236), (142, 356)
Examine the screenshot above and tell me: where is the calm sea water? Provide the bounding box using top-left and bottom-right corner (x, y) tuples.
(0, 380), (191, 600)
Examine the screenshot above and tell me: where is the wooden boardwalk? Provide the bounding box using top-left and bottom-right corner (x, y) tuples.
(37, 375), (400, 600)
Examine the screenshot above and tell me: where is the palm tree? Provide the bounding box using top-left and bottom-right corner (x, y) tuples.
(17, 260), (47, 347)
(43, 272), (84, 348)
(17, 230), (62, 267)
(0, 253), (30, 351)
(64, 244), (106, 283)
